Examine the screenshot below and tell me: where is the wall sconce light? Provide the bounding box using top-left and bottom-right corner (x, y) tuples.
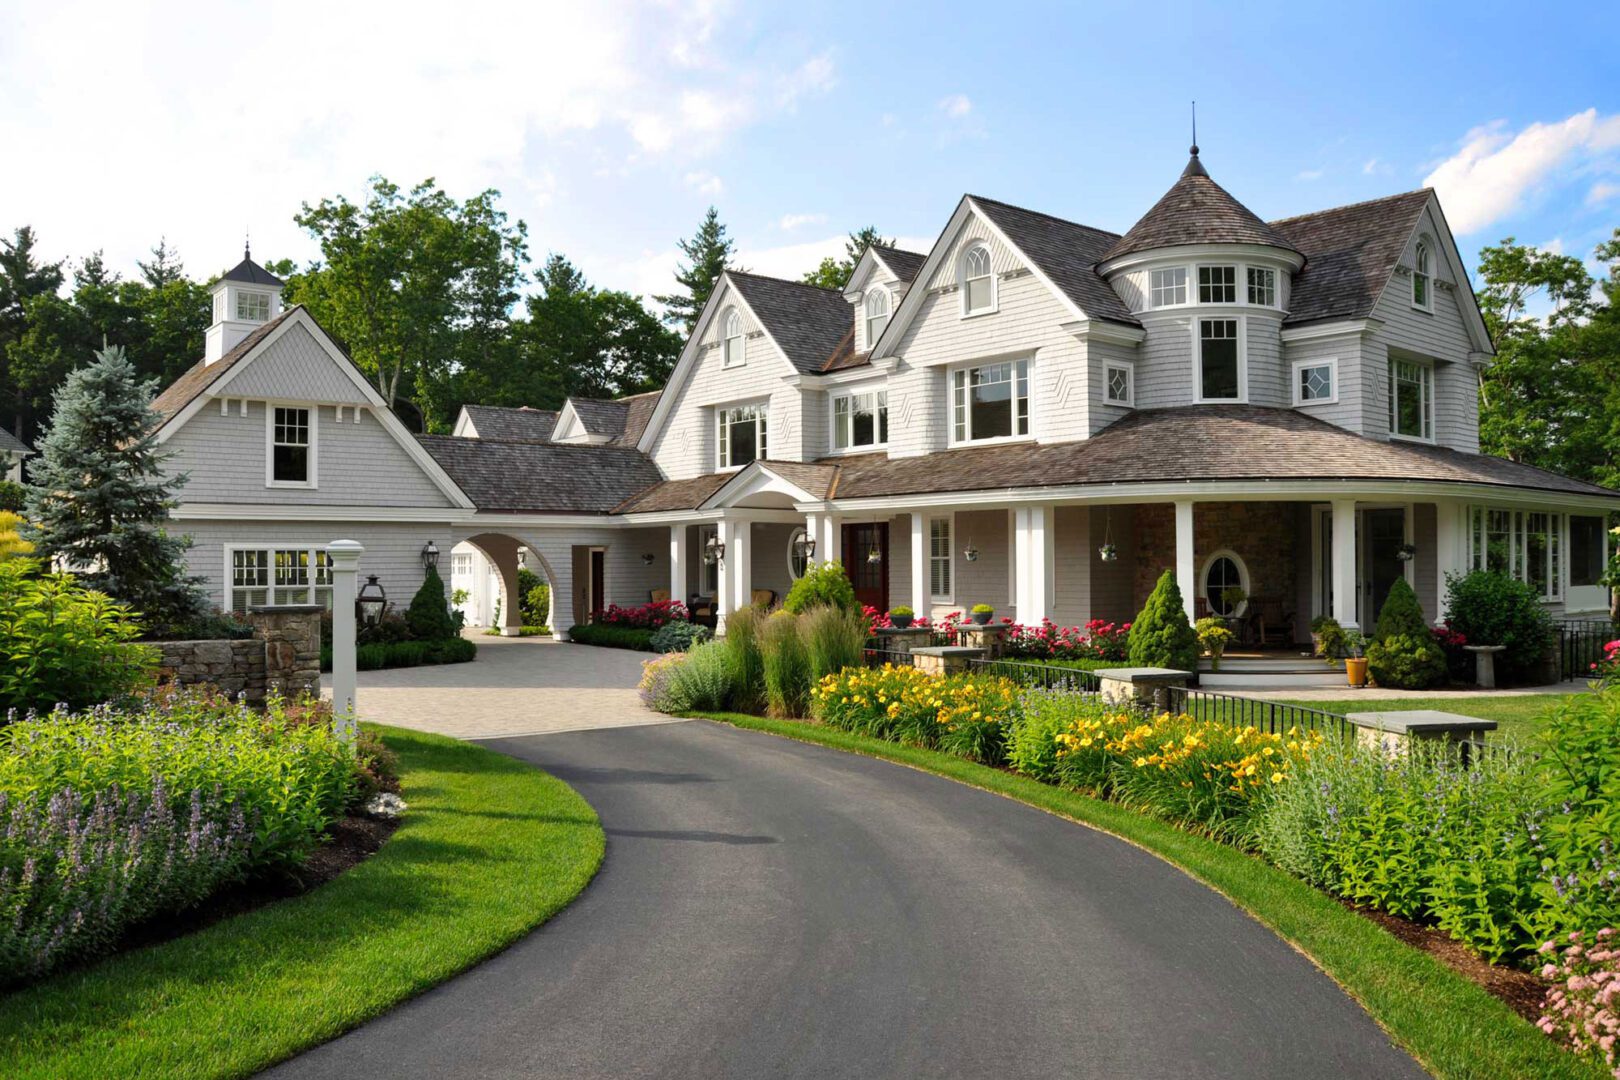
(963, 544), (980, 563)
(420, 540), (440, 571)
(792, 532), (817, 562)
(641, 553), (656, 566)
(356, 574), (387, 626)
(703, 534), (726, 565)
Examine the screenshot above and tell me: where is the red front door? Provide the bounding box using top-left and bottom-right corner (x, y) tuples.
(842, 523), (888, 613)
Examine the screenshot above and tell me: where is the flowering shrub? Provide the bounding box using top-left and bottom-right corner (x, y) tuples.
(592, 599), (689, 630)
(1434, 620), (1472, 682)
(810, 666), (1022, 763)
(638, 651), (687, 708)
(1002, 618), (1131, 662)
(1536, 929), (1620, 1077)
(1593, 640), (1620, 686)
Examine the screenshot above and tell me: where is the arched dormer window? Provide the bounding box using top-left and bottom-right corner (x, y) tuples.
(1412, 240), (1432, 311)
(722, 307), (744, 368)
(864, 288), (890, 346)
(960, 243), (995, 315)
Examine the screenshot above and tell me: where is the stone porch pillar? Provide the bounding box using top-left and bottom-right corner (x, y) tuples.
(669, 524), (688, 608)
(1331, 499), (1359, 630)
(1015, 505), (1053, 624)
(910, 512), (929, 618)
(1174, 500), (1196, 624)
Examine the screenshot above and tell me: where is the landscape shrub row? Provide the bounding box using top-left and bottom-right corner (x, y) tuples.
(569, 624), (657, 651)
(0, 688), (373, 985)
(321, 636), (478, 672)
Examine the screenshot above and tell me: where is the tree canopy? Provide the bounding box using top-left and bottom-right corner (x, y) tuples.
(801, 226), (893, 290)
(654, 206), (739, 335)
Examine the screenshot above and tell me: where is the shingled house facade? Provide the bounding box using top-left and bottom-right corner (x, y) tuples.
(156, 154), (1618, 641)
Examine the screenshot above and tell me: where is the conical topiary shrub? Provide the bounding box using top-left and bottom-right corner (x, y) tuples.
(1366, 577), (1446, 689)
(1127, 570), (1199, 673)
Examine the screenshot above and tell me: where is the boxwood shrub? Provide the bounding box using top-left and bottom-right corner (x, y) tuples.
(568, 624), (656, 651)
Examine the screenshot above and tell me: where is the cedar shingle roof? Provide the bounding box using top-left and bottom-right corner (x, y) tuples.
(616, 391), (661, 447)
(871, 245), (927, 284)
(150, 306), (299, 424)
(1271, 190), (1435, 325)
(566, 397), (630, 436)
(969, 196), (1140, 326)
(460, 405), (557, 443)
(726, 272), (851, 375)
(0, 424), (31, 456)
(825, 406), (1618, 500)
(417, 435), (663, 514)
(615, 472), (732, 513)
(1102, 153), (1299, 263)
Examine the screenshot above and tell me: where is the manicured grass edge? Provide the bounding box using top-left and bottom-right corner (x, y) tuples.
(689, 710), (1601, 1080)
(0, 724), (605, 1080)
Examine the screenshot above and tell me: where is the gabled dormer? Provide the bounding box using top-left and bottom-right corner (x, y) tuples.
(844, 245), (926, 355)
(205, 245), (283, 363)
(552, 398), (626, 444)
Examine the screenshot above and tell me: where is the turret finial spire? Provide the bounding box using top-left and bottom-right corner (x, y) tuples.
(244, 229), (251, 262)
(1190, 101), (1198, 157)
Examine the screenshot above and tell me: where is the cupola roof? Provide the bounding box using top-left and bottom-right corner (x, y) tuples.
(1102, 148), (1299, 263)
(219, 242), (283, 287)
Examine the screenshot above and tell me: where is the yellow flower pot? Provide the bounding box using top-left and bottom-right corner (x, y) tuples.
(1345, 657), (1369, 687)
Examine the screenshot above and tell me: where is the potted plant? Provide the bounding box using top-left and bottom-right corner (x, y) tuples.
(1097, 542), (1118, 563)
(1220, 586), (1248, 615)
(970, 603), (995, 626)
(888, 605), (915, 629)
(1342, 630), (1369, 687)
(1195, 616), (1234, 672)
(1309, 614), (1340, 658)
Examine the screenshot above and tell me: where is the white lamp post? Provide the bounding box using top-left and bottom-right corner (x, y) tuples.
(326, 539), (365, 746)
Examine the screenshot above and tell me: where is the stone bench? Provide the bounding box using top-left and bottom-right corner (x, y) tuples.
(1345, 709), (1497, 761)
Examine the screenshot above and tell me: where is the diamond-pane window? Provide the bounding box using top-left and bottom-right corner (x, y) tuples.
(1106, 365), (1131, 404)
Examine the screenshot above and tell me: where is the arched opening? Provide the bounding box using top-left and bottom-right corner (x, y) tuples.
(458, 532), (560, 635)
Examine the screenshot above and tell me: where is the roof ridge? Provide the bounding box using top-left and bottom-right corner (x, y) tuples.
(1269, 188), (1433, 226)
(871, 243), (927, 258)
(966, 194), (1122, 241)
(418, 432), (648, 454)
(726, 268), (843, 295)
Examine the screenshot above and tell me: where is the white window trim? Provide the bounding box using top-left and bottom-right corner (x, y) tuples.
(716, 401), (768, 472)
(1191, 317), (1247, 404)
(1103, 359), (1135, 407)
(721, 308), (745, 369)
(864, 288), (891, 348)
(1291, 357), (1338, 406)
(1466, 505), (1565, 603)
(827, 386), (890, 455)
(929, 514), (954, 602)
(787, 527), (809, 581)
(1196, 264), (1239, 305)
(236, 290), (270, 322)
(265, 402), (318, 489)
(959, 243), (998, 317)
(1387, 357), (1434, 444)
(1148, 266), (1188, 310)
(1140, 259), (1289, 314)
(223, 543), (335, 613)
(949, 357), (1033, 448)
(1411, 240), (1434, 313)
(1200, 548), (1250, 618)
(1246, 266), (1278, 308)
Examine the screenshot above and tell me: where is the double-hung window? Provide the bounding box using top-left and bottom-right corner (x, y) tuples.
(1149, 267), (1187, 308)
(864, 289), (890, 345)
(832, 390), (888, 451)
(1198, 265), (1236, 303)
(1388, 359), (1432, 440)
(1197, 318), (1241, 400)
(1412, 242), (1432, 311)
(929, 517), (953, 600)
(230, 546), (334, 612)
(721, 309), (744, 368)
(952, 359), (1029, 443)
(1247, 267), (1276, 306)
(960, 245), (995, 314)
(717, 403), (767, 469)
(270, 406), (314, 486)
(1466, 507), (1563, 601)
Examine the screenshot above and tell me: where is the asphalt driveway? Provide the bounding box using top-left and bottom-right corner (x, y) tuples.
(263, 716), (1426, 1079)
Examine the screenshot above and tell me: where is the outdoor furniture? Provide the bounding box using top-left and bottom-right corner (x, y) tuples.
(1465, 644), (1506, 688)
(1248, 597), (1295, 648)
(649, 588), (671, 604)
(687, 595), (716, 628)
(750, 588), (777, 608)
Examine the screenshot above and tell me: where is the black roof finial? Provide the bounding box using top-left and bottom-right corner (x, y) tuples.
(1190, 101), (1198, 157)
(244, 229), (251, 262)
(1182, 102), (1208, 178)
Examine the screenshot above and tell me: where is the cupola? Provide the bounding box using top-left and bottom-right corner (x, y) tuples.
(205, 242), (284, 363)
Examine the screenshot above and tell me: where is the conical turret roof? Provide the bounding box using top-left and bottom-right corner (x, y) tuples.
(1102, 148), (1299, 263)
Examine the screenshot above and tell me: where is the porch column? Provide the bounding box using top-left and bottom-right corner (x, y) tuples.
(1433, 501), (1465, 625)
(1015, 505), (1053, 624)
(715, 517), (734, 627)
(818, 512), (842, 567)
(1331, 499), (1359, 629)
(669, 525), (688, 608)
(910, 512), (929, 617)
(1174, 500), (1196, 624)
(730, 520), (753, 611)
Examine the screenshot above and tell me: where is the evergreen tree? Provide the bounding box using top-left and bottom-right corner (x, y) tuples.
(25, 344), (205, 635)
(802, 226), (893, 290)
(406, 566), (456, 640)
(136, 237), (185, 288)
(0, 226), (66, 439)
(655, 206), (738, 335)
(1365, 577), (1446, 689)
(1126, 570), (1199, 672)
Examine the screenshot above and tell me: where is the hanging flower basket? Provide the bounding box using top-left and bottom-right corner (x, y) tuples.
(1395, 542), (1417, 562)
(963, 545), (980, 563)
(1098, 543), (1118, 563)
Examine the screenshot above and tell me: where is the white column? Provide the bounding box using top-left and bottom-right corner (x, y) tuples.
(818, 513), (842, 567)
(715, 518), (733, 626)
(910, 512), (929, 617)
(731, 520), (752, 610)
(1016, 505), (1053, 624)
(494, 544), (523, 637)
(325, 540), (363, 746)
(1174, 500), (1196, 624)
(669, 524), (688, 607)
(1331, 499), (1359, 629)
(1433, 501), (1465, 624)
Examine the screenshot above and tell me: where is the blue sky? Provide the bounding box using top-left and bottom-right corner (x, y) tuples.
(3, 0), (1617, 304)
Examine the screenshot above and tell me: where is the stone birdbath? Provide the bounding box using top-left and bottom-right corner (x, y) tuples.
(1464, 644), (1507, 689)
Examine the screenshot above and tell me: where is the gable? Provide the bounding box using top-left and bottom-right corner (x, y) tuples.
(923, 215), (1024, 290)
(209, 323), (373, 404)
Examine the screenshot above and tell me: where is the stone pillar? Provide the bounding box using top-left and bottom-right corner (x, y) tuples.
(1174, 500), (1196, 624)
(1347, 710), (1497, 762)
(715, 518), (734, 630)
(669, 524), (688, 609)
(244, 606), (323, 700)
(325, 540), (363, 745)
(957, 623), (1008, 659)
(910, 512), (929, 618)
(1015, 505), (1052, 624)
(911, 645), (984, 676)
(1331, 499), (1359, 630)
(1095, 666), (1192, 714)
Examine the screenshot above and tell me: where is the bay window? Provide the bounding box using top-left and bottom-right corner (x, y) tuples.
(1388, 358), (1433, 441)
(1467, 506), (1564, 601)
(1247, 267), (1276, 306)
(229, 546), (334, 612)
(1149, 267), (1187, 308)
(832, 389), (888, 451)
(717, 403), (767, 469)
(952, 359), (1029, 443)
(1197, 318), (1241, 400)
(1198, 265), (1236, 303)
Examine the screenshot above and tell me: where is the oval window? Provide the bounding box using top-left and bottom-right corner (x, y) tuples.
(1203, 553), (1247, 617)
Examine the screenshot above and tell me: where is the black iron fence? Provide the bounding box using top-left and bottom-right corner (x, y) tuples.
(1165, 685), (1355, 741)
(1553, 619), (1614, 682)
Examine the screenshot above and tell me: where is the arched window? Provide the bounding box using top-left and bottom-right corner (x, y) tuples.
(1201, 550), (1249, 618)
(1412, 241), (1432, 311)
(864, 288), (890, 345)
(960, 244), (995, 314)
(722, 308), (744, 367)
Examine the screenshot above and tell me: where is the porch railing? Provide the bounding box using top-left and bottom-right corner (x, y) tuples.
(1553, 619), (1614, 682)
(1165, 685), (1355, 741)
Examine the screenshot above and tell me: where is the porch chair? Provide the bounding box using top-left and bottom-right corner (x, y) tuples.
(649, 589), (671, 604)
(1247, 597), (1296, 649)
(750, 588), (777, 609)
(687, 595), (716, 628)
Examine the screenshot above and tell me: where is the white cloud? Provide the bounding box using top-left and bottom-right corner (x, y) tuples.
(684, 171), (724, 196)
(1422, 109), (1620, 234)
(1295, 169), (1324, 182)
(938, 94), (973, 120)
(0, 0), (837, 283)
(778, 213), (827, 231)
(1588, 181), (1620, 207)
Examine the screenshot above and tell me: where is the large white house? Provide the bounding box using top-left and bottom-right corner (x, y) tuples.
(154, 152), (1618, 641)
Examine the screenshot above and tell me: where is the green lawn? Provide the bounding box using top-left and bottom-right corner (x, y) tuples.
(690, 710), (1607, 1080)
(0, 725), (604, 1080)
(1273, 693), (1579, 743)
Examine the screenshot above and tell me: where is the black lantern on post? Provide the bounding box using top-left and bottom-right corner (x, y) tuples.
(792, 531), (817, 563)
(703, 534), (726, 565)
(356, 574), (387, 626)
(420, 540), (440, 572)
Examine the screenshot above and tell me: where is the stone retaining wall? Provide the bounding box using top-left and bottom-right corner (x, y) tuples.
(144, 607), (323, 703)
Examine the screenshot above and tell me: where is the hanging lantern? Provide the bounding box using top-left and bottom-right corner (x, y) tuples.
(703, 534), (726, 565)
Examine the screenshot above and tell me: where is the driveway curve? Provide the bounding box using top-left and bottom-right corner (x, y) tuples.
(265, 717), (1425, 1080)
